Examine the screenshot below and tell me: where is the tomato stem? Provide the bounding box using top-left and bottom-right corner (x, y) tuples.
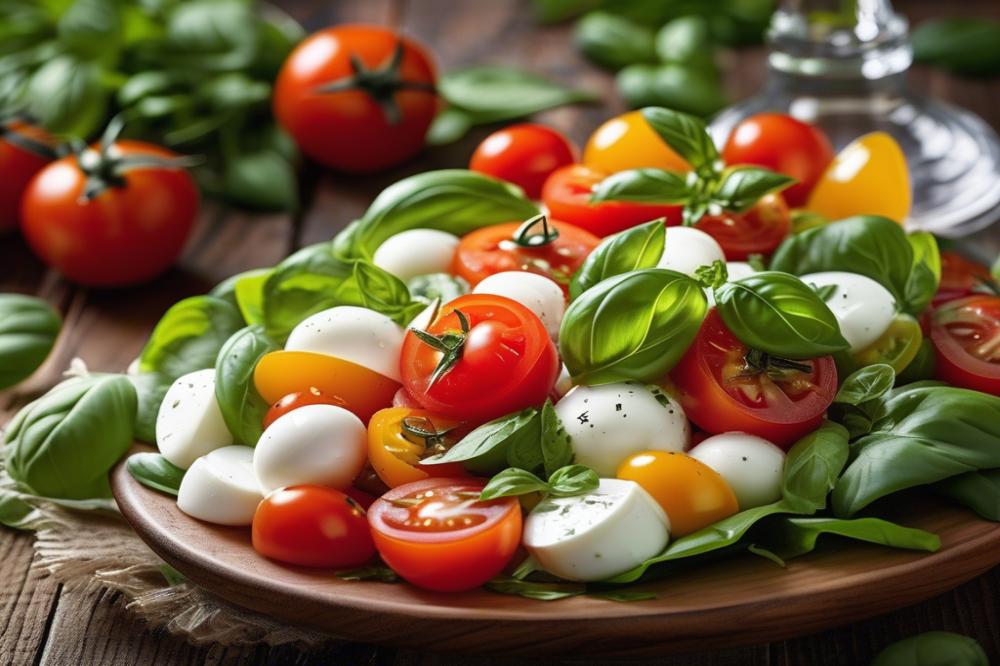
(410, 308), (471, 387)
(401, 415), (457, 453)
(743, 349), (813, 377)
(513, 214), (560, 248)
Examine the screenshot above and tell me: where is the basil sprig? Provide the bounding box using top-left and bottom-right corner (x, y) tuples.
(569, 219), (665, 300)
(126, 452), (185, 497)
(760, 516), (940, 560)
(0, 294), (62, 391)
(479, 465), (599, 501)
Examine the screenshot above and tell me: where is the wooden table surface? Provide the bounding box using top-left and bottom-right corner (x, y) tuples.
(2, 1), (999, 664)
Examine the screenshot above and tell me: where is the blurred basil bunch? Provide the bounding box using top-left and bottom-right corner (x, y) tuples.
(0, 0), (304, 211)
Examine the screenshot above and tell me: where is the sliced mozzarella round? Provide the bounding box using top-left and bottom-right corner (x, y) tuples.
(473, 271), (565, 339)
(156, 369), (233, 470)
(372, 229), (460, 281)
(556, 383), (690, 477)
(177, 445), (262, 526)
(253, 404), (367, 494)
(689, 432), (786, 510)
(523, 478), (670, 582)
(800, 271), (896, 353)
(285, 305), (404, 382)
(657, 226), (726, 277)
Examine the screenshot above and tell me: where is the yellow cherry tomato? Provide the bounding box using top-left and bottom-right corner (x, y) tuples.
(367, 407), (468, 488)
(254, 350), (399, 424)
(853, 313), (923, 373)
(583, 110), (690, 174)
(617, 451), (738, 537)
(806, 132), (911, 224)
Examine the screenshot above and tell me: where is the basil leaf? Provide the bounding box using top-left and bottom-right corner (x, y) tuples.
(770, 215), (913, 306)
(547, 464), (598, 497)
(209, 267), (270, 309)
(5, 374), (136, 500)
(834, 364), (895, 406)
(0, 294), (61, 390)
(655, 16), (715, 66)
(639, 106), (719, 172)
(335, 564), (399, 582)
(139, 296), (244, 378)
(58, 0), (121, 60)
(872, 631), (988, 666)
(761, 516), (940, 560)
(912, 18), (1000, 77)
(422, 408), (540, 475)
(560, 268), (707, 385)
(617, 63), (727, 118)
(351, 261), (425, 325)
(334, 170), (539, 260)
(902, 231), (941, 316)
(934, 470), (1000, 521)
(425, 107), (473, 146)
(589, 590), (657, 602)
(215, 325), (277, 446)
(126, 452), (185, 497)
(438, 66), (598, 122)
(232, 270), (270, 326)
(574, 11), (656, 71)
(22, 55), (107, 138)
(589, 168), (691, 204)
(540, 400), (573, 476)
(128, 371), (172, 444)
(407, 273), (469, 304)
(714, 271), (849, 359)
(486, 577), (586, 601)
(832, 386), (1000, 517)
(0, 490), (34, 531)
(223, 149), (298, 212)
(166, 0), (257, 71)
(480, 468), (550, 500)
(896, 338), (937, 385)
(710, 166), (795, 213)
(569, 219), (665, 300)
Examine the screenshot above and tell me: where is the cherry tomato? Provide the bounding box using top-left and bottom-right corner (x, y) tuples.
(343, 486), (377, 510)
(274, 25), (437, 173)
(671, 310), (838, 448)
(0, 121), (52, 232)
(583, 110), (690, 174)
(469, 124), (577, 199)
(252, 485), (375, 568)
(542, 164), (682, 237)
(930, 295), (1000, 395)
(20, 140), (198, 287)
(367, 478), (521, 591)
(806, 132), (911, 224)
(934, 251), (996, 306)
(852, 313), (923, 374)
(401, 294), (559, 422)
(451, 217), (600, 291)
(617, 451), (739, 537)
(262, 388), (348, 430)
(694, 193), (791, 260)
(367, 407), (468, 488)
(721, 113), (834, 207)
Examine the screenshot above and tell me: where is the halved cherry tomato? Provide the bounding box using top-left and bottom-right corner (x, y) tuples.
(694, 193), (791, 260)
(934, 250), (996, 307)
(930, 295), (1000, 395)
(401, 294), (559, 422)
(721, 113), (834, 208)
(583, 110), (690, 174)
(262, 388), (348, 430)
(451, 217), (600, 291)
(252, 485), (375, 568)
(671, 309), (838, 448)
(542, 164), (682, 237)
(367, 478), (521, 591)
(852, 313), (923, 373)
(469, 124), (577, 199)
(367, 407), (468, 487)
(1, 121), (52, 232)
(617, 451), (738, 537)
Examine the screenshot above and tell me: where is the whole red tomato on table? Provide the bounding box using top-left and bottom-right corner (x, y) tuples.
(0, 118), (55, 233)
(469, 124), (577, 199)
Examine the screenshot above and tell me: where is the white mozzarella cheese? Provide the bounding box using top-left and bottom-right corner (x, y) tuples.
(523, 478), (670, 581)
(156, 369), (234, 470)
(473, 271), (565, 339)
(372, 229), (460, 281)
(177, 445), (262, 525)
(552, 364), (574, 400)
(285, 305), (404, 382)
(725, 261), (757, 281)
(689, 432), (786, 510)
(657, 226), (726, 277)
(800, 271), (896, 353)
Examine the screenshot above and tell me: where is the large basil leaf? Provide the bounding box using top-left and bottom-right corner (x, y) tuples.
(560, 269), (706, 384)
(588, 168), (691, 205)
(209, 267), (271, 310)
(714, 271), (849, 359)
(126, 452), (185, 497)
(832, 386), (1000, 517)
(139, 295), (244, 378)
(872, 631), (989, 666)
(639, 106), (719, 172)
(5, 374), (136, 500)
(128, 371), (172, 444)
(333, 170), (539, 260)
(770, 215), (913, 306)
(902, 231), (941, 316)
(438, 67), (598, 123)
(215, 325), (276, 446)
(761, 516), (940, 560)
(0, 294), (61, 390)
(934, 469), (1000, 521)
(569, 219), (665, 300)
(233, 269), (271, 325)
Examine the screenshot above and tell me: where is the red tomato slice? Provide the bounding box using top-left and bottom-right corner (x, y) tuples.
(933, 250), (997, 307)
(930, 295), (1000, 395)
(694, 193), (791, 260)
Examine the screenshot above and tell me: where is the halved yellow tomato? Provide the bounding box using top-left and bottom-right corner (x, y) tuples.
(367, 407), (469, 487)
(583, 110), (690, 174)
(853, 313), (923, 373)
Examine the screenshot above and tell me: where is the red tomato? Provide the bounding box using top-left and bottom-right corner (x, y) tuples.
(721, 113), (834, 207)
(274, 25), (437, 173)
(541, 164), (682, 237)
(930, 295), (1000, 395)
(400, 294), (559, 422)
(671, 310), (838, 448)
(469, 124), (577, 199)
(367, 478), (521, 591)
(20, 140), (198, 287)
(933, 251), (996, 307)
(252, 485), (375, 568)
(262, 388), (348, 430)
(694, 193), (791, 260)
(0, 121), (52, 232)
(451, 218), (600, 291)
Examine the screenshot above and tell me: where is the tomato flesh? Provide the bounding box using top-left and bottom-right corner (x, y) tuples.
(469, 124), (577, 199)
(931, 295), (1000, 395)
(934, 251), (996, 307)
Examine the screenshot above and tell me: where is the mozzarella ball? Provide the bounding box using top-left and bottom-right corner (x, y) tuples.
(726, 261), (758, 281)
(157, 369), (233, 470)
(800, 271), (896, 353)
(657, 226), (726, 277)
(690, 432), (786, 509)
(285, 305), (404, 381)
(556, 383), (690, 477)
(552, 364), (574, 400)
(473, 271), (565, 339)
(372, 229), (460, 281)
(523, 478), (670, 581)
(253, 404), (366, 494)
(177, 446), (262, 526)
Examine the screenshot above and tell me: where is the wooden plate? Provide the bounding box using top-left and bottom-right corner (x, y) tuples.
(111, 449), (1000, 658)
